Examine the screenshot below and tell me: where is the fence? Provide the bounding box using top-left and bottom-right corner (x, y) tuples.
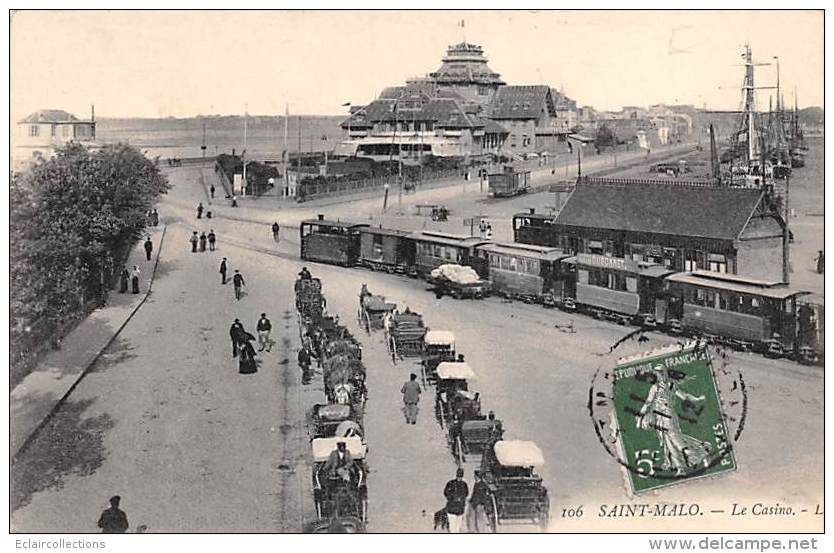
(297, 167), (461, 202)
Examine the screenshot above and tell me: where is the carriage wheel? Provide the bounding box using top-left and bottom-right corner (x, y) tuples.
(488, 493), (499, 533)
(538, 494), (550, 531)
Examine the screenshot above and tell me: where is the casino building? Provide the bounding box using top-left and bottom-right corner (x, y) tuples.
(336, 41), (572, 161)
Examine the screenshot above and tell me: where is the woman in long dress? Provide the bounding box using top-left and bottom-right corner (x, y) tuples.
(238, 340), (258, 374)
(119, 268), (129, 293)
(131, 266), (141, 294)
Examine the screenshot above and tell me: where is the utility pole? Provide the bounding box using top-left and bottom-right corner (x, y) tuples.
(297, 115), (302, 198)
(201, 120), (207, 168)
(283, 104), (289, 198)
(242, 104), (248, 195)
(783, 173), (791, 283)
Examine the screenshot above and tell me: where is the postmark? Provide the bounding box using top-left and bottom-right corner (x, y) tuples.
(589, 338), (747, 495)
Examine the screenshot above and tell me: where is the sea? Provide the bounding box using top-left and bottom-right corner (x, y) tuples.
(96, 115), (345, 160)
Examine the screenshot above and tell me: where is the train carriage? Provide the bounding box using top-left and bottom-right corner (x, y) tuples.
(567, 253), (675, 325)
(357, 227), (416, 273)
(408, 231), (490, 279)
(512, 210), (558, 248)
(476, 242), (571, 302)
(664, 271), (811, 353)
(300, 216), (368, 266)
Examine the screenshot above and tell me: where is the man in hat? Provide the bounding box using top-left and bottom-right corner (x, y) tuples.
(97, 495), (129, 533)
(299, 266), (312, 280)
(229, 318), (245, 357)
(190, 231), (199, 253)
(400, 373), (422, 425)
(143, 236), (153, 261)
(208, 230), (217, 251)
(256, 313), (272, 352)
(196, 202), (204, 219)
(232, 269), (246, 300)
(219, 257), (228, 284)
(323, 440), (355, 483)
(443, 468), (469, 533)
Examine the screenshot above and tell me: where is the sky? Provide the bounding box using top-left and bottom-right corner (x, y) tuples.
(10, 10), (824, 121)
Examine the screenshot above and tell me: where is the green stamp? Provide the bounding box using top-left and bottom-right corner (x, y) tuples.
(610, 342), (737, 494)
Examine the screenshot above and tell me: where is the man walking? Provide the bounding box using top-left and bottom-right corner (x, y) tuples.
(190, 231), (199, 253)
(272, 221), (280, 242)
(197, 202), (204, 219)
(443, 468), (469, 533)
(229, 318), (245, 357)
(256, 313), (272, 352)
(232, 269), (245, 300)
(143, 236), (153, 261)
(210, 184), (216, 199)
(400, 373), (422, 425)
(97, 495), (129, 534)
(219, 257), (228, 284)
(298, 345), (312, 384)
(208, 230), (216, 251)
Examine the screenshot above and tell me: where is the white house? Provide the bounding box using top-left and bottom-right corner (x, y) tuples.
(13, 108), (97, 171)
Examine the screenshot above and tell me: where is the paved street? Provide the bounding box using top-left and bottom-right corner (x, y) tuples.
(11, 152), (823, 533)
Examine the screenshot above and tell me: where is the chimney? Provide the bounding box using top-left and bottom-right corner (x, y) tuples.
(529, 208), (536, 215)
(91, 104), (95, 122)
(317, 214), (325, 221)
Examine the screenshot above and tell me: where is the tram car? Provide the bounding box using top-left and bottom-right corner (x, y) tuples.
(357, 226), (416, 273)
(488, 166), (530, 198)
(475, 440), (549, 531)
(664, 270), (811, 353)
(300, 216), (368, 266)
(568, 253), (675, 326)
(475, 242), (572, 302)
(408, 231), (490, 278)
(311, 437), (368, 524)
(511, 210), (558, 248)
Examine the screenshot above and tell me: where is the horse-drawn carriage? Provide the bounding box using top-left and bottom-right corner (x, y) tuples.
(295, 277), (324, 324)
(452, 415), (504, 464)
(310, 403), (363, 440)
(474, 440), (549, 531)
(311, 437), (368, 525)
(322, 350), (366, 414)
(435, 361), (480, 429)
(421, 330), (456, 386)
(358, 286), (397, 333)
(388, 311), (427, 361)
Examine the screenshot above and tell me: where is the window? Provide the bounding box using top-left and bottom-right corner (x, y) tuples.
(509, 257), (518, 271)
(51, 125), (56, 137)
(708, 253), (727, 273)
(578, 269), (589, 284)
(63, 125), (70, 137)
(29, 125), (39, 137)
(372, 234), (383, 256)
(626, 277), (637, 293)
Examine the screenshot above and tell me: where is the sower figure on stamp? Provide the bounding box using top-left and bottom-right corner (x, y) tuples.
(97, 495), (129, 534)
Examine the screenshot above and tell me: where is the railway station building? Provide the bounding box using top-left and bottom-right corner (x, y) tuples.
(518, 177), (787, 283)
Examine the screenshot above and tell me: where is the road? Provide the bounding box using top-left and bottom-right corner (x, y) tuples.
(11, 155), (823, 532)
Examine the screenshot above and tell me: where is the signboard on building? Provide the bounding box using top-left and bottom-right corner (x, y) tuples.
(576, 253), (639, 273)
(611, 342), (737, 494)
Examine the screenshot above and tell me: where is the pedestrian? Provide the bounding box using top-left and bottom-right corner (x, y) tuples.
(229, 318), (245, 357)
(232, 269), (245, 300)
(210, 184), (216, 199)
(257, 313), (272, 352)
(272, 222), (280, 242)
(197, 202), (204, 219)
(190, 231), (199, 253)
(219, 257), (228, 284)
(815, 250), (824, 274)
(131, 265), (141, 294)
(199, 232), (207, 252)
(208, 230), (216, 251)
(231, 195), (238, 207)
(239, 339), (257, 374)
(144, 236), (153, 261)
(485, 224), (493, 240)
(298, 345), (312, 384)
(443, 468), (469, 533)
(468, 471), (490, 531)
(400, 373), (422, 425)
(97, 495), (129, 534)
(119, 268), (129, 293)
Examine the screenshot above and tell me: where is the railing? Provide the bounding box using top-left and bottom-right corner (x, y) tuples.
(297, 167), (461, 202)
(576, 175), (720, 188)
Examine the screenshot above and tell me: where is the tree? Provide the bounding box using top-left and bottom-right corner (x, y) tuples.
(595, 124), (616, 150)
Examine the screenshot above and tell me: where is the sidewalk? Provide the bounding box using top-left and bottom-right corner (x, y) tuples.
(10, 225), (168, 460)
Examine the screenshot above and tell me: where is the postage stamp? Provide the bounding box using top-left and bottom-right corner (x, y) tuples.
(590, 339), (746, 495)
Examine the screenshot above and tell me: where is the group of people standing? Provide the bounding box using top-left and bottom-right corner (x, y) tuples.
(118, 233), (156, 295)
(229, 313), (273, 374)
(190, 230), (217, 253)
